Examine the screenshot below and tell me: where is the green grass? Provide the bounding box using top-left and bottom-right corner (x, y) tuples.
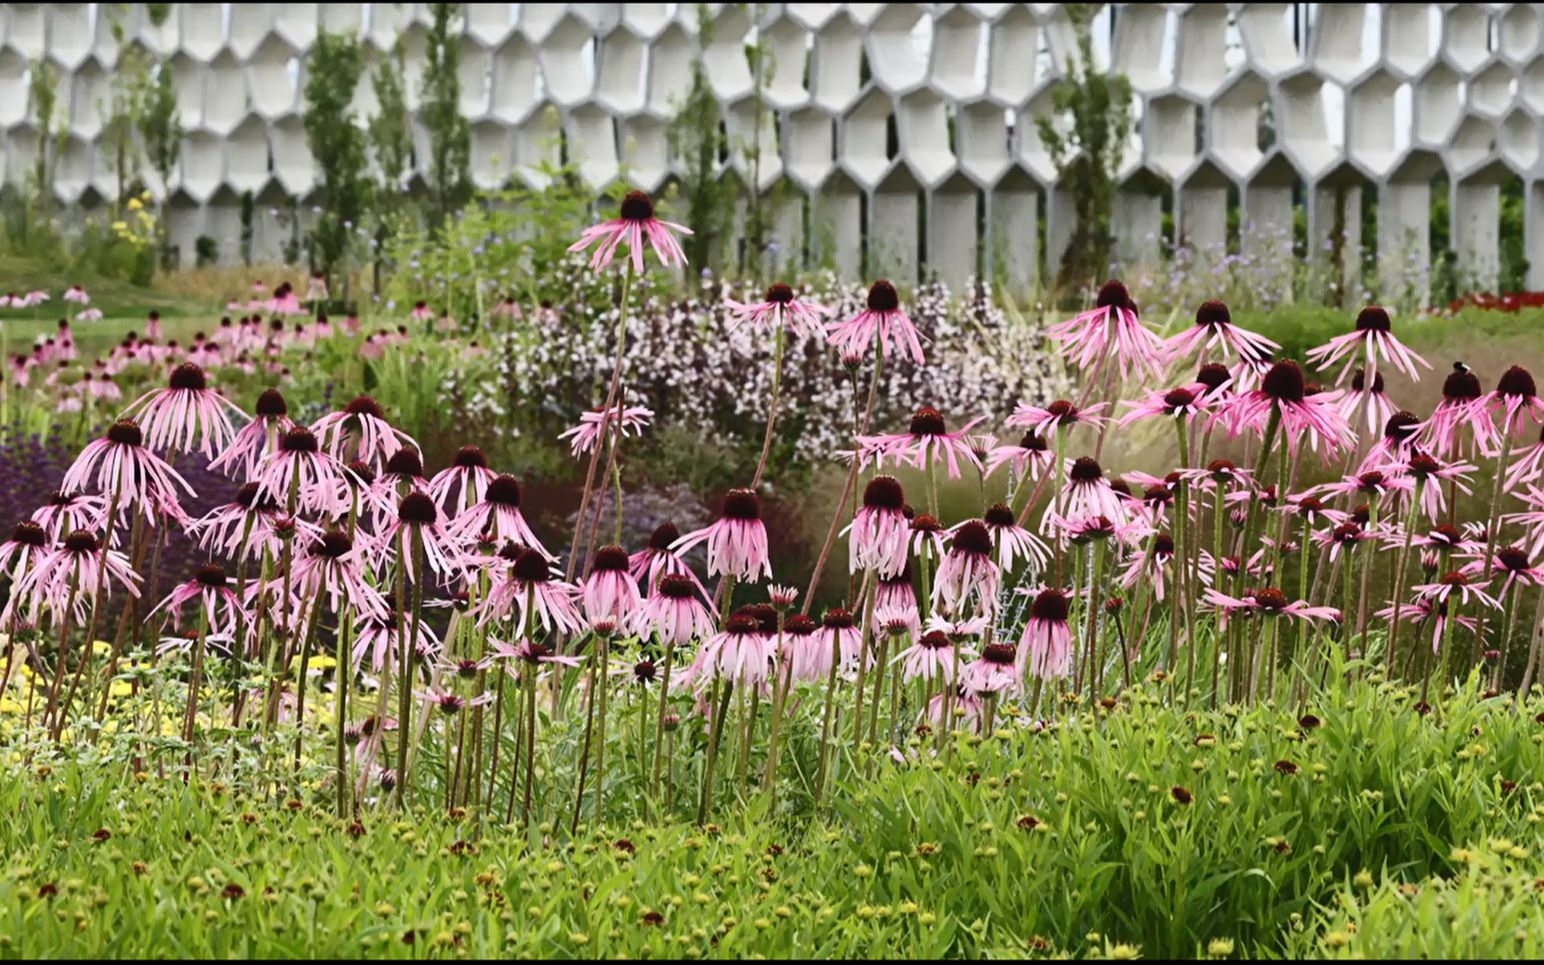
(4, 675), (1541, 959)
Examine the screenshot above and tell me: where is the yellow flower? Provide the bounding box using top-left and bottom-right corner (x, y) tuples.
(127, 197), (143, 211)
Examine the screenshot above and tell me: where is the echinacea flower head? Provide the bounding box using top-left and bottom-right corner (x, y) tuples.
(1162, 298), (1279, 367)
(1307, 305), (1431, 384)
(634, 572), (716, 647)
(581, 545), (642, 624)
(1020, 587), (1074, 681)
(688, 614), (776, 688)
(310, 395), (418, 471)
(254, 426), (350, 518)
(932, 520), (1000, 617)
(123, 362), (246, 458)
(845, 475), (910, 577)
(979, 502), (1050, 572)
(292, 529), (390, 623)
(566, 189), (692, 273)
(1047, 279), (1164, 378)
(819, 607), (865, 672)
(1412, 569), (1501, 610)
(1484, 365), (1544, 439)
(557, 403), (653, 458)
(1202, 586), (1340, 630)
(961, 640), (1024, 695)
(481, 547), (584, 638)
(448, 473), (548, 557)
(0, 520), (49, 582)
(673, 488), (772, 583)
(825, 279), (927, 365)
(149, 562), (246, 637)
(1221, 360), (1353, 457)
(630, 521), (705, 596)
(8, 529), (140, 625)
(380, 491), (464, 581)
(725, 282), (829, 338)
(984, 430), (1055, 482)
(1118, 383), (1214, 427)
(855, 406), (984, 479)
(1007, 399), (1110, 438)
(63, 418), (195, 521)
(1046, 457), (1129, 532)
(427, 445), (497, 515)
(207, 387), (293, 479)
(1421, 363), (1496, 457)
(780, 614), (832, 683)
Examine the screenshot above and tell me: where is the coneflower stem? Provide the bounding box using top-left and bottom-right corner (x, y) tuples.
(1210, 480), (1226, 709)
(802, 348), (884, 613)
(649, 639), (676, 803)
(751, 324), (785, 489)
(1085, 540), (1106, 702)
(1515, 588), (1544, 699)
(1494, 580), (1520, 692)
(593, 631), (611, 823)
(1355, 496), (1382, 669)
(850, 578), (877, 749)
(1472, 433), (1516, 656)
(566, 262), (635, 583)
(698, 680), (733, 826)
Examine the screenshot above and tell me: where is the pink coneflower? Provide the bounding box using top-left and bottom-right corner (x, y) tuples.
(687, 614), (776, 688)
(409, 301), (432, 323)
(1373, 597), (1476, 654)
(978, 502), (1050, 572)
(871, 562), (918, 628)
(1047, 279), (1164, 378)
(961, 639), (1024, 695)
(581, 545), (642, 624)
(306, 273), (328, 303)
(818, 608), (864, 672)
(1307, 305), (1430, 384)
(633, 572), (716, 647)
(1162, 299), (1279, 368)
(481, 548), (583, 637)
(845, 475), (910, 577)
(352, 607), (442, 673)
(491, 296), (521, 320)
(1220, 360), (1353, 457)
(1117, 531), (1177, 601)
(984, 430), (1055, 483)
(567, 189), (691, 273)
(1018, 587), (1074, 680)
(253, 426), (350, 517)
(310, 395), (417, 470)
(1007, 399), (1110, 439)
(673, 488), (772, 583)
(266, 282), (302, 316)
(855, 406), (984, 479)
(1354, 409), (1422, 475)
(725, 282), (829, 338)
(30, 491), (108, 542)
(75, 307), (103, 322)
(556, 403), (654, 458)
(292, 530), (390, 624)
(908, 514), (947, 561)
(491, 639), (584, 677)
(925, 687), (982, 728)
(1118, 383), (1215, 427)
(1330, 366), (1399, 442)
(1276, 494), (1347, 531)
(1405, 522), (1482, 558)
(777, 615), (829, 683)
(1421, 363), (1495, 457)
(357, 448), (429, 527)
(1482, 365), (1544, 439)
(629, 521), (705, 595)
(1386, 449), (1475, 522)
(932, 520), (999, 617)
(1311, 521), (1374, 563)
(447, 474), (548, 557)
(189, 482), (306, 562)
(378, 492), (463, 581)
(1412, 570), (1500, 611)
(122, 362), (245, 458)
(63, 418), (194, 519)
(148, 563), (245, 636)
(825, 279), (927, 365)
(0, 520), (50, 583)
(1312, 470), (1415, 506)
(418, 689), (493, 716)
(1047, 457), (1129, 532)
(1461, 544), (1544, 596)
(11, 530), (140, 621)
(63, 285), (89, 305)
(427, 445), (497, 515)
(1202, 587), (1340, 631)
(208, 388), (293, 479)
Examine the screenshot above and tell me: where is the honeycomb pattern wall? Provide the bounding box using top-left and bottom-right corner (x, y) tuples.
(2, 3), (1542, 294)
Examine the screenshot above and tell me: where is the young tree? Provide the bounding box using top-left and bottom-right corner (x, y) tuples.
(419, 4), (471, 226)
(139, 60), (183, 262)
(28, 59), (60, 219)
(303, 30), (372, 287)
(1035, 3), (1134, 291)
(666, 4), (734, 273)
(102, 14), (151, 213)
(368, 40), (413, 206)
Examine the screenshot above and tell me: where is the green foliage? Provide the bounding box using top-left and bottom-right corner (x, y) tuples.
(368, 41), (413, 206)
(1036, 4), (1134, 292)
(27, 59), (60, 216)
(666, 4), (736, 274)
(419, 4), (472, 227)
(138, 61), (183, 203)
(303, 30), (373, 287)
(101, 12), (151, 212)
(239, 191), (255, 265)
(3, 678), (1541, 958)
